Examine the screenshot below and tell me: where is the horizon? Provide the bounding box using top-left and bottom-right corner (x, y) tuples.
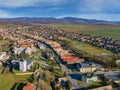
(0, 0), (120, 21)
(0, 16), (115, 22)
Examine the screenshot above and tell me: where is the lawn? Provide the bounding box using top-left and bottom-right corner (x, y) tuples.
(0, 66), (3, 73)
(0, 73), (32, 90)
(61, 38), (114, 56)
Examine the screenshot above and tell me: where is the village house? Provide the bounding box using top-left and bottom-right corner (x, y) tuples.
(77, 62), (104, 73)
(13, 39), (35, 55)
(19, 58), (27, 72)
(14, 47), (26, 55)
(13, 41), (35, 55)
(19, 58), (33, 72)
(54, 48), (70, 56)
(82, 73), (98, 83)
(0, 52), (9, 60)
(38, 44), (46, 50)
(61, 55), (84, 64)
(23, 82), (33, 90)
(19, 42), (33, 48)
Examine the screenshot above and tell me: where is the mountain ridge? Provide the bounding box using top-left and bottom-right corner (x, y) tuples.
(0, 17), (119, 24)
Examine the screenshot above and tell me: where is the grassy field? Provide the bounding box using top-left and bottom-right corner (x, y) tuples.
(0, 74), (32, 90)
(78, 29), (120, 39)
(0, 66), (3, 72)
(61, 38), (114, 56)
(49, 24), (120, 39)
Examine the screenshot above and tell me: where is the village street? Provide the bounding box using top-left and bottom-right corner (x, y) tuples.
(20, 33), (81, 90)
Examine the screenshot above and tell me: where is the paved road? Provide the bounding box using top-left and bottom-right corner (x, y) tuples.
(69, 76), (80, 90)
(68, 73), (81, 90)
(21, 33), (81, 90)
(60, 64), (81, 90)
(95, 71), (120, 75)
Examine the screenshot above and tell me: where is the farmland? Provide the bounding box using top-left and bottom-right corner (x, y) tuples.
(49, 24), (120, 39)
(78, 29), (120, 39)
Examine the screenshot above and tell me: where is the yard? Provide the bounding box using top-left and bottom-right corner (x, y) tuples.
(0, 73), (33, 90)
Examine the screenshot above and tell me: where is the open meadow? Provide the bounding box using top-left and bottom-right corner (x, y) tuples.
(49, 24), (120, 39)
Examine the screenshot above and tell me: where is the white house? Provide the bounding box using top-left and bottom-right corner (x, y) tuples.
(14, 47), (25, 55)
(19, 58), (27, 72)
(77, 62), (104, 73)
(82, 73), (98, 83)
(14, 47), (32, 55)
(27, 59), (33, 70)
(38, 44), (46, 50)
(0, 52), (9, 60)
(19, 58), (33, 72)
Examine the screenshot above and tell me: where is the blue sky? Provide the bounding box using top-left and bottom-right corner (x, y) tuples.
(0, 0), (120, 21)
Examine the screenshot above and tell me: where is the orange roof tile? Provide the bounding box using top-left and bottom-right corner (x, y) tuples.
(61, 56), (84, 63)
(23, 82), (33, 90)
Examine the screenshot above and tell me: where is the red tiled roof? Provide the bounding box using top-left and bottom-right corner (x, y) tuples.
(23, 82), (33, 90)
(61, 56), (84, 63)
(20, 43), (32, 48)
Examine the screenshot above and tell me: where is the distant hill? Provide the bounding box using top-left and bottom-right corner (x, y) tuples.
(0, 17), (119, 24)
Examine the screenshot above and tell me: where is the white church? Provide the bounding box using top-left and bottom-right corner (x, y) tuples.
(19, 58), (33, 72)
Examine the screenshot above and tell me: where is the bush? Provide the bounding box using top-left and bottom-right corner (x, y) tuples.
(43, 70), (55, 84)
(40, 80), (52, 90)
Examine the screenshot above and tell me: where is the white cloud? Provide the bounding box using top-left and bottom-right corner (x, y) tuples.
(0, 10), (24, 18)
(0, 10), (12, 18)
(80, 0), (103, 13)
(0, 0), (40, 7)
(78, 0), (120, 13)
(0, 0), (68, 8)
(49, 7), (64, 11)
